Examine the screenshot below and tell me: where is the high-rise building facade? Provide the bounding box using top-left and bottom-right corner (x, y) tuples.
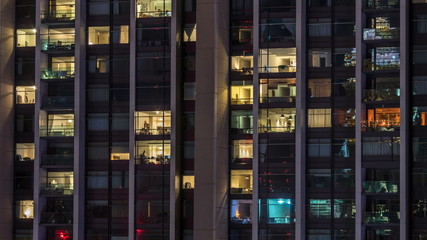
(3, 0), (427, 239)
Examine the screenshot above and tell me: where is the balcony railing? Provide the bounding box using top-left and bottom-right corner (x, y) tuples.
(363, 28), (399, 40)
(135, 156), (170, 165)
(41, 154), (74, 166)
(259, 126), (295, 133)
(364, 60), (400, 71)
(135, 127), (171, 136)
(232, 67), (254, 75)
(40, 183), (74, 195)
(260, 96), (295, 104)
(364, 211), (400, 224)
(136, 10), (172, 18)
(231, 128), (253, 134)
(230, 187), (253, 194)
(362, 120), (400, 131)
(365, 0), (399, 9)
(42, 96), (74, 108)
(363, 89), (400, 101)
(42, 39), (75, 51)
(231, 98), (253, 105)
(259, 65), (297, 73)
(40, 127), (74, 137)
(41, 212), (73, 224)
(362, 181), (399, 193)
(42, 9), (76, 22)
(41, 69), (75, 79)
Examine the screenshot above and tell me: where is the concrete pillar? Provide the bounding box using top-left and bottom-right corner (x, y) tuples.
(295, 0), (307, 239)
(0, 0), (15, 237)
(194, 0), (229, 237)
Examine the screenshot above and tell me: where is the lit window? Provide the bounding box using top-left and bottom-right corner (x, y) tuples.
(232, 140), (253, 161)
(259, 108), (296, 133)
(259, 48), (296, 73)
(308, 109), (332, 128)
(16, 200), (34, 219)
(135, 111), (171, 135)
(16, 86), (36, 104)
(182, 175), (195, 189)
(113, 25), (129, 44)
(230, 200), (252, 224)
(231, 110), (253, 134)
(136, 0), (172, 18)
(231, 55), (254, 74)
(41, 28), (75, 51)
(230, 170), (253, 194)
(135, 140), (171, 165)
(364, 107), (400, 131)
(260, 78), (296, 103)
(41, 56), (75, 79)
(41, 171), (74, 195)
(16, 143), (35, 161)
(183, 24), (196, 42)
(308, 48), (332, 68)
(231, 82), (253, 105)
(16, 29), (36, 47)
(309, 199), (331, 218)
(110, 142), (130, 161)
(308, 79), (331, 98)
(259, 199), (294, 224)
(41, 114), (74, 137)
(88, 26), (110, 45)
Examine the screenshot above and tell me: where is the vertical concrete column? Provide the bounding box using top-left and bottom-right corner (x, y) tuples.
(128, 0), (136, 238)
(33, 1), (43, 238)
(194, 0), (229, 238)
(74, 0), (86, 238)
(251, 0), (259, 238)
(355, 1), (366, 239)
(295, 0), (306, 239)
(399, 0), (409, 239)
(0, 0), (15, 237)
(170, 0), (182, 238)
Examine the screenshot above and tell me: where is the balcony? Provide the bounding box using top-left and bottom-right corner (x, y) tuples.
(40, 183), (73, 195)
(362, 181), (399, 193)
(365, 0), (399, 9)
(42, 39), (75, 51)
(41, 154), (74, 166)
(136, 0), (172, 18)
(41, 212), (73, 224)
(363, 28), (399, 41)
(364, 60), (400, 71)
(364, 211), (400, 224)
(363, 89), (400, 102)
(41, 6), (76, 22)
(362, 120), (400, 132)
(40, 126), (74, 137)
(42, 96), (74, 109)
(41, 69), (74, 79)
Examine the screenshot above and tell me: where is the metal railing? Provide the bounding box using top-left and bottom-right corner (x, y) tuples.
(363, 28), (399, 40)
(364, 211), (400, 224)
(42, 39), (75, 51)
(363, 89), (400, 101)
(364, 60), (400, 71)
(365, 0), (399, 9)
(41, 69), (75, 79)
(362, 120), (400, 131)
(40, 127), (74, 137)
(42, 8), (75, 21)
(40, 183), (74, 195)
(362, 181), (399, 193)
